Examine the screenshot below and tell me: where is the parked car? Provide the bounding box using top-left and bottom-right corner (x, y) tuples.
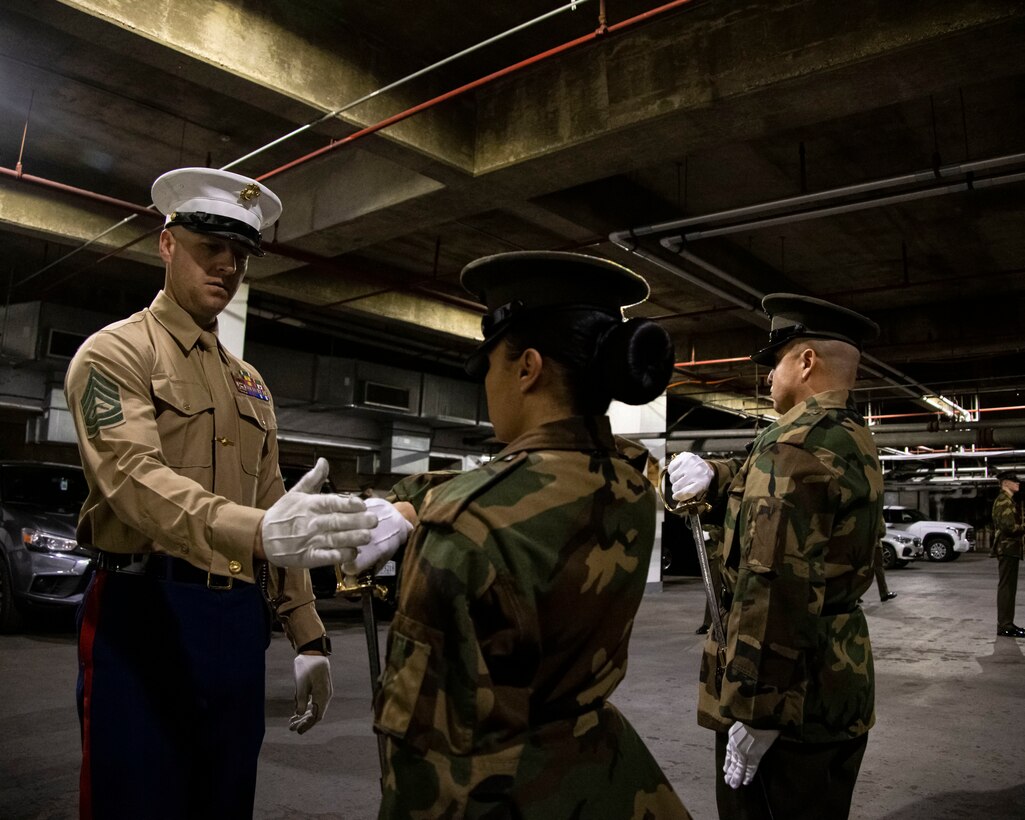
(0, 461), (93, 632)
(279, 465), (399, 619)
(882, 505), (974, 562)
(880, 526), (924, 569)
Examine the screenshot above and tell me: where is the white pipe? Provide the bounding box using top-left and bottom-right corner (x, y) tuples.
(223, 0), (594, 172)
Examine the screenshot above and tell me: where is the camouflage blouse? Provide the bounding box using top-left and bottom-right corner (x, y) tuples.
(991, 490), (1024, 558)
(697, 389), (883, 744)
(374, 416), (690, 819)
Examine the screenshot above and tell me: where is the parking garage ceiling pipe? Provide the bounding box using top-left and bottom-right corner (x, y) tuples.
(609, 152), (1025, 412)
(255, 0), (699, 182)
(618, 152), (1025, 242)
(14, 0), (697, 296)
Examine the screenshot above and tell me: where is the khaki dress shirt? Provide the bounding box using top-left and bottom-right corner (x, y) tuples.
(64, 290), (323, 647)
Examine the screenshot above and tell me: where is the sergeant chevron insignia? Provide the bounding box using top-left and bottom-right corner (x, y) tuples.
(80, 367), (124, 438)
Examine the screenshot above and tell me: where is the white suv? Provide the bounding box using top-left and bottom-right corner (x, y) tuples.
(880, 526), (924, 569)
(882, 506), (974, 562)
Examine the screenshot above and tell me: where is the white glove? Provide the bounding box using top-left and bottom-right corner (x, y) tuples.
(262, 458), (378, 568)
(340, 497), (413, 576)
(723, 722), (780, 789)
(668, 452), (715, 502)
(289, 653), (333, 735)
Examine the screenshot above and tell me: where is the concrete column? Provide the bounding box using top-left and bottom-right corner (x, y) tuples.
(608, 396), (667, 592)
(219, 282), (249, 359)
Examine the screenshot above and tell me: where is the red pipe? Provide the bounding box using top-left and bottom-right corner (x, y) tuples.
(257, 0), (698, 182)
(676, 355), (752, 367)
(0, 165), (161, 218)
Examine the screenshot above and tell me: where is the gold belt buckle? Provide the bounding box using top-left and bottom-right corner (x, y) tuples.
(207, 572), (233, 590)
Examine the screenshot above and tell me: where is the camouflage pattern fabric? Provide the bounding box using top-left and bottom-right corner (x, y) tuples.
(697, 389), (882, 744)
(374, 416), (690, 819)
(991, 490), (1025, 559)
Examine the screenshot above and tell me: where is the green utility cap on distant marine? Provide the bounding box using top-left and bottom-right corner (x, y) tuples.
(750, 292), (880, 366)
(460, 251), (650, 378)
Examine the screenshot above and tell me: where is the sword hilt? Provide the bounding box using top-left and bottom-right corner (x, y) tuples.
(334, 567), (388, 600)
(657, 460), (712, 518)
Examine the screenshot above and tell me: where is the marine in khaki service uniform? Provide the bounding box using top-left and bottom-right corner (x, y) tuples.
(372, 252), (691, 819)
(65, 168), (375, 820)
(991, 471), (1025, 637)
(669, 293), (883, 820)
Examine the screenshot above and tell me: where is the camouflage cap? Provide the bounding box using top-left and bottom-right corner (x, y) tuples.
(750, 292), (879, 366)
(996, 471), (1021, 483)
(460, 251), (649, 377)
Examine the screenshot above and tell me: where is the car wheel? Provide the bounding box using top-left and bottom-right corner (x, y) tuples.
(880, 543), (897, 570)
(925, 537), (954, 562)
(0, 556), (23, 633)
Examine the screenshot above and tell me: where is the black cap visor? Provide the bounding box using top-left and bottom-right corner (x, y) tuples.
(750, 325), (866, 366)
(167, 211), (264, 256)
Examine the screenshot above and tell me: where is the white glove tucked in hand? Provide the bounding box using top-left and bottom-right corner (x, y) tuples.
(668, 452), (715, 502)
(262, 458), (378, 568)
(290, 653), (333, 735)
(723, 722), (780, 789)
(341, 497), (414, 577)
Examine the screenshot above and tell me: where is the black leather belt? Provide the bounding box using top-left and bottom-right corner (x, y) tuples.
(95, 551), (235, 590)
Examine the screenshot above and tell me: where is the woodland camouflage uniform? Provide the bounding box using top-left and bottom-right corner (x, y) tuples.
(697, 389), (883, 744)
(373, 416), (690, 819)
(991, 491), (1024, 559)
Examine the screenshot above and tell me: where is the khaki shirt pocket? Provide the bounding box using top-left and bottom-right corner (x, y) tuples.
(234, 394), (272, 477)
(151, 376), (214, 468)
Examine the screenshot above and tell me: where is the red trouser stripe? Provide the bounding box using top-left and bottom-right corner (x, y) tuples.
(78, 570), (106, 820)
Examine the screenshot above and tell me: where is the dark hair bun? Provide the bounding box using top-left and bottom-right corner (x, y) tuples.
(597, 318), (674, 405)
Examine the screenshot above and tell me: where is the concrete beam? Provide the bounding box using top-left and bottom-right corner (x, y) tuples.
(0, 179), (159, 267)
(55, 0), (475, 169)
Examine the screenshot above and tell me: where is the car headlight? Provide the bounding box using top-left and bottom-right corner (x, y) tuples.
(22, 528), (78, 553)
(890, 534), (912, 543)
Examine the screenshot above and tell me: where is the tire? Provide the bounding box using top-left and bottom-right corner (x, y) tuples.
(880, 543), (897, 570)
(925, 537), (954, 562)
(0, 555), (24, 634)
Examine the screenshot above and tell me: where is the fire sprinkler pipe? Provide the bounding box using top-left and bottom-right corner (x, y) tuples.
(257, 0), (701, 181)
(16, 0), (698, 293)
(0, 165), (160, 218)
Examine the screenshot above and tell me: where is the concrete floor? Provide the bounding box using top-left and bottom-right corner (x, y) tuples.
(2, 552), (1024, 820)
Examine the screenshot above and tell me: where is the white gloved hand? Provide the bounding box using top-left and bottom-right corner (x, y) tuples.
(289, 653), (333, 735)
(340, 497), (413, 576)
(668, 452), (715, 502)
(723, 722), (780, 789)
(262, 458), (378, 568)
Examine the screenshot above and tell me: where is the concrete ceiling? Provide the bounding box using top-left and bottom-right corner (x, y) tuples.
(3, 0), (1025, 479)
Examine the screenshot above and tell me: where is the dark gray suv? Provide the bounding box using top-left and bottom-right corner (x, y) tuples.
(0, 462), (92, 631)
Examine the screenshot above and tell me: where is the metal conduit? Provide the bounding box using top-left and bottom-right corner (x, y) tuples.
(16, 0), (696, 291)
(611, 151), (1025, 241)
(609, 154), (1025, 413)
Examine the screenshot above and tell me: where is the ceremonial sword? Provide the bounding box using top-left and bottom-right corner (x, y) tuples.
(658, 463), (728, 687)
(336, 567), (389, 792)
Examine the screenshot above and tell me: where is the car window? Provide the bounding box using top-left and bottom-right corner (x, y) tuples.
(901, 509), (926, 523)
(1, 465), (89, 514)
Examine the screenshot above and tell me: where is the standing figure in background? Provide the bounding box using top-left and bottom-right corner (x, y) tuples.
(991, 471), (1025, 638)
(668, 293), (883, 820)
(371, 251), (691, 818)
(65, 167), (374, 820)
